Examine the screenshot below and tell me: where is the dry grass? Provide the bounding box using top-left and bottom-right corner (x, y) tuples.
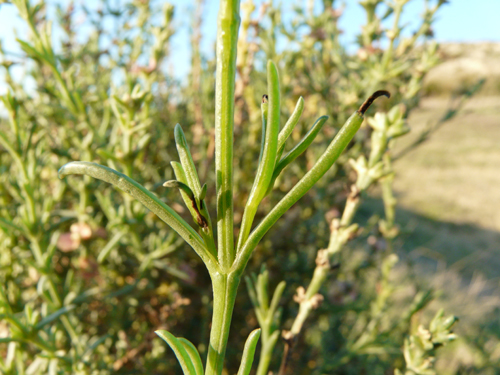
(424, 42), (500, 95)
(365, 94), (500, 371)
(394, 96), (500, 232)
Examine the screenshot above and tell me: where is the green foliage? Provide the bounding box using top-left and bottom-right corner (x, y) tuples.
(395, 309), (457, 375)
(1, 0), (494, 374)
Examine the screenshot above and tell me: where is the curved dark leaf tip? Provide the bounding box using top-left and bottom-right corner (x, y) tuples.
(358, 90), (391, 115)
(262, 94), (269, 103)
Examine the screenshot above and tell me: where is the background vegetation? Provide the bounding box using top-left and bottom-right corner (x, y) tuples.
(0, 0), (499, 374)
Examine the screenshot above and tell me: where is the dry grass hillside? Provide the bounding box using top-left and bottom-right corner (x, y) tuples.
(373, 45), (500, 371)
(374, 42), (500, 281)
(424, 42), (500, 95)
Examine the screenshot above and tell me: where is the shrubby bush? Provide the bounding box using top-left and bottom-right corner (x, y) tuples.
(0, 0), (494, 374)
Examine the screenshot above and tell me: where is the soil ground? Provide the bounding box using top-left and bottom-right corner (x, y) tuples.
(386, 96), (500, 279)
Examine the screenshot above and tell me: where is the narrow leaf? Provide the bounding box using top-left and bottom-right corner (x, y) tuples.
(97, 231), (125, 263)
(199, 183), (207, 202)
(257, 271), (270, 313)
(244, 276), (259, 308)
(234, 90), (390, 273)
(164, 180), (208, 229)
(178, 338), (204, 375)
(276, 96), (305, 160)
(155, 330), (197, 375)
(0, 217), (22, 234)
(268, 281), (286, 318)
(266, 116), (328, 195)
(36, 304), (76, 330)
(164, 180), (197, 201)
(237, 60), (281, 252)
(171, 163), (216, 257)
(258, 95), (269, 163)
(58, 162), (218, 273)
(174, 124), (202, 196)
(171, 162), (198, 213)
(236, 328), (261, 375)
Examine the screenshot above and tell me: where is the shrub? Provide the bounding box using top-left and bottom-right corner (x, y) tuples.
(0, 0), (474, 374)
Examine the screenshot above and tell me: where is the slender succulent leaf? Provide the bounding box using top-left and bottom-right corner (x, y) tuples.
(276, 96), (305, 160)
(199, 183), (207, 201)
(237, 60), (281, 252)
(174, 124), (203, 196)
(236, 328), (261, 375)
(266, 115), (328, 195)
(244, 276), (259, 308)
(172, 138), (216, 255)
(233, 91), (390, 273)
(156, 330), (197, 375)
(58, 162), (219, 273)
(257, 271), (270, 314)
(35, 304), (76, 330)
(268, 281), (286, 319)
(97, 231), (126, 263)
(164, 180), (198, 202)
(178, 338), (204, 375)
(258, 95), (269, 163)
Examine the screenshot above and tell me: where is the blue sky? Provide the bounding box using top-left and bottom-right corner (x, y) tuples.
(0, 0), (499, 84)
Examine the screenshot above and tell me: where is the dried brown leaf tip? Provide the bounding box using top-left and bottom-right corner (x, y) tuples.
(358, 90), (391, 115)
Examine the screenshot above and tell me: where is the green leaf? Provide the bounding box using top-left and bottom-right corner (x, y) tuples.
(0, 217), (23, 234)
(236, 328), (261, 375)
(266, 115), (328, 195)
(171, 162), (198, 212)
(257, 270), (270, 314)
(276, 96), (305, 160)
(164, 180), (208, 229)
(97, 231), (126, 263)
(35, 304), (76, 330)
(58, 162), (218, 273)
(199, 183), (207, 201)
(236, 60), (281, 252)
(258, 95), (269, 163)
(164, 180), (197, 202)
(171, 163), (216, 257)
(155, 330), (197, 375)
(234, 112), (364, 272)
(234, 91), (390, 273)
(178, 338), (204, 375)
(244, 275), (259, 308)
(268, 281), (286, 318)
(174, 124), (202, 196)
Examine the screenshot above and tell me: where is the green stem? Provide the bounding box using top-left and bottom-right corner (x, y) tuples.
(205, 272), (240, 375)
(380, 3), (403, 73)
(255, 330), (279, 375)
(0, 131), (36, 225)
(215, 0), (241, 270)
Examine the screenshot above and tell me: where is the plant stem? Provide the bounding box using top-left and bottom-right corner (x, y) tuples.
(215, 0), (241, 270)
(380, 2), (403, 73)
(205, 272), (240, 375)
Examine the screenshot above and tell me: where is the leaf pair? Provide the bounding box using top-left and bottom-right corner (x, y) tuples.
(156, 328), (261, 375)
(163, 180), (208, 229)
(233, 90), (391, 273)
(155, 331), (204, 375)
(166, 124), (216, 257)
(245, 268), (286, 331)
(58, 162), (219, 274)
(245, 267), (286, 365)
(237, 60), (328, 252)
